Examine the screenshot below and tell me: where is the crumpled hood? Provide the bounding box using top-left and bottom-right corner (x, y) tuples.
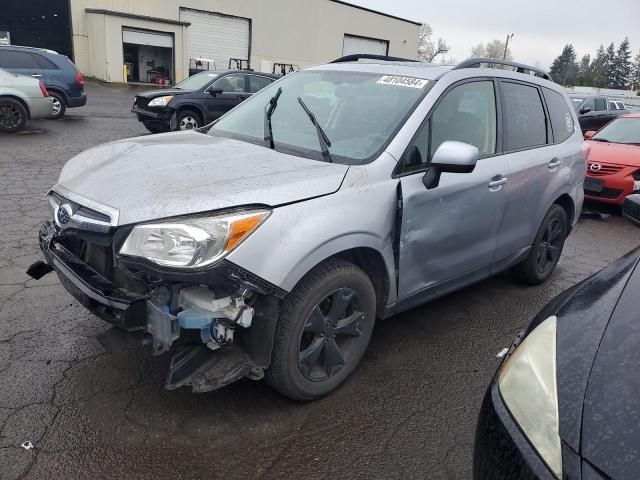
(55, 131), (349, 226)
(585, 140), (640, 167)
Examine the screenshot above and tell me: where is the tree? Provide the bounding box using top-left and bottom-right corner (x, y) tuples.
(632, 51), (640, 92)
(611, 38), (633, 89)
(470, 39), (512, 60)
(591, 44), (608, 88)
(605, 42), (616, 88)
(549, 44), (578, 85)
(417, 23), (449, 62)
(576, 54), (592, 86)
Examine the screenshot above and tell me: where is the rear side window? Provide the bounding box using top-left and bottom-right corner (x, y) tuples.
(32, 54), (58, 70)
(501, 82), (547, 151)
(543, 88), (574, 143)
(0, 50), (39, 69)
(248, 75), (273, 93)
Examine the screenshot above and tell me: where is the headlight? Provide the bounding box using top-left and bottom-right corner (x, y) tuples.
(499, 315), (561, 478)
(148, 96), (174, 107)
(119, 210), (269, 268)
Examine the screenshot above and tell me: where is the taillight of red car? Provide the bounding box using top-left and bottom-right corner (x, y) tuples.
(38, 80), (49, 97)
(76, 72), (85, 87)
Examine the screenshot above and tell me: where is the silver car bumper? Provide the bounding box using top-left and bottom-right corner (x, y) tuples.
(28, 97), (54, 119)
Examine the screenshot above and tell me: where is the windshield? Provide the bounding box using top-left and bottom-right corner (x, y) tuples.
(174, 71), (219, 91)
(592, 118), (640, 144)
(571, 98), (584, 111)
(209, 70), (431, 165)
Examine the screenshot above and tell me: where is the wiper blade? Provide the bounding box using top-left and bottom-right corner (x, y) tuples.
(263, 87), (282, 149)
(297, 97), (332, 163)
(590, 138), (609, 142)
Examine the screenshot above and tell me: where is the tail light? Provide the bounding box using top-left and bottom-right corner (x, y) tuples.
(38, 81), (49, 97)
(76, 72), (85, 87)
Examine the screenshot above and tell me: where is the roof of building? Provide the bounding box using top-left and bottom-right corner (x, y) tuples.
(327, 0), (421, 25)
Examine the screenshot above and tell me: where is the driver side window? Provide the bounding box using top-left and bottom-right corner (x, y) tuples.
(212, 74), (247, 93)
(400, 81), (497, 174)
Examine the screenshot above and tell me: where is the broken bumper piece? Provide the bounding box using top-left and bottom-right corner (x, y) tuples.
(27, 221), (277, 393)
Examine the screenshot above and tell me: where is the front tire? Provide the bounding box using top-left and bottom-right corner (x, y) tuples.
(49, 92), (66, 119)
(266, 259), (376, 401)
(0, 98), (28, 132)
(514, 204), (568, 285)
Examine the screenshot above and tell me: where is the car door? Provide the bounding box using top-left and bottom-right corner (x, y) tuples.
(581, 97), (609, 131)
(205, 73), (249, 121)
(397, 79), (510, 302)
(493, 81), (570, 267)
(0, 50), (45, 82)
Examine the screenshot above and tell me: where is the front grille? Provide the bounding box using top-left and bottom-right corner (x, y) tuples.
(57, 234), (114, 280)
(588, 163), (623, 176)
(48, 191), (113, 232)
(585, 186), (623, 199)
(134, 96), (150, 109)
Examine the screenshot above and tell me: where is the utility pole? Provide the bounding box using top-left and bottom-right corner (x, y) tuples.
(503, 33), (514, 60)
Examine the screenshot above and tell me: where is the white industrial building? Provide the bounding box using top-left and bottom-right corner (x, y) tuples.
(2, 0), (421, 84)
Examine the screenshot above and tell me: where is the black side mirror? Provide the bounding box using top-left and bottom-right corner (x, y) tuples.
(208, 88), (223, 96)
(623, 195), (640, 228)
(580, 106), (592, 114)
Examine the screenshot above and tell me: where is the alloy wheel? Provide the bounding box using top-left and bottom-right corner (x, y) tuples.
(0, 103), (22, 130)
(536, 218), (564, 274)
(51, 97), (62, 116)
(298, 288), (365, 381)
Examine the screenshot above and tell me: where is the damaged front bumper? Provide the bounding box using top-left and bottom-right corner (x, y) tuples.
(28, 221), (283, 393)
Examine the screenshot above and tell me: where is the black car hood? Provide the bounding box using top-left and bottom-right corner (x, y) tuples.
(548, 249), (640, 456)
(136, 88), (191, 99)
(580, 262), (640, 480)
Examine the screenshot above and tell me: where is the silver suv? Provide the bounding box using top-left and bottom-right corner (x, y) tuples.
(28, 56), (585, 400)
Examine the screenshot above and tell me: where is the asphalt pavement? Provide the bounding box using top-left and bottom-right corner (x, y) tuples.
(0, 81), (638, 480)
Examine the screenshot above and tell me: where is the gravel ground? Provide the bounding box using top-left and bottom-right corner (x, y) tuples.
(0, 81), (637, 480)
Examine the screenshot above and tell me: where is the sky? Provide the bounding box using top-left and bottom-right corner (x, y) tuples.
(346, 0), (640, 69)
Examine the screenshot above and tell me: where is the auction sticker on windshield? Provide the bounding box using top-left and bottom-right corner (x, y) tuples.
(377, 76), (428, 88)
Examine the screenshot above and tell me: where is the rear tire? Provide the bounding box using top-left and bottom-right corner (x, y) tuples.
(175, 109), (202, 131)
(514, 204), (568, 285)
(49, 92), (66, 119)
(0, 98), (28, 133)
(265, 259), (376, 401)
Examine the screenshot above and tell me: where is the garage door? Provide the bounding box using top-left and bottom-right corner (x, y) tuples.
(343, 34), (388, 56)
(180, 9), (250, 70)
(123, 29), (173, 48)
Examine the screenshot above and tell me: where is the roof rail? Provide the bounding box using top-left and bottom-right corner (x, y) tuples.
(453, 57), (553, 81)
(331, 54), (420, 64)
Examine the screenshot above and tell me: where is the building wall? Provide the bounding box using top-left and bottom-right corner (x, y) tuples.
(71, 0), (420, 82)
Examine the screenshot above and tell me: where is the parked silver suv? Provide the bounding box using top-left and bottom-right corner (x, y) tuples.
(28, 56), (585, 400)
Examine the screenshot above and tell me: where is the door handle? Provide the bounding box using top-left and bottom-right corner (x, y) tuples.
(548, 158), (562, 171)
(488, 176), (508, 191)
(30, 74), (42, 77)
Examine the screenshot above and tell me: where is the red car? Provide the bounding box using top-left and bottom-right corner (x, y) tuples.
(583, 113), (640, 205)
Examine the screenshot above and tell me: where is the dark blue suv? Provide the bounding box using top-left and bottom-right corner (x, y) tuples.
(0, 45), (86, 119)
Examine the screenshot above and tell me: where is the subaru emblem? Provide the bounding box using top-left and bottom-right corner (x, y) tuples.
(56, 204), (72, 226)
